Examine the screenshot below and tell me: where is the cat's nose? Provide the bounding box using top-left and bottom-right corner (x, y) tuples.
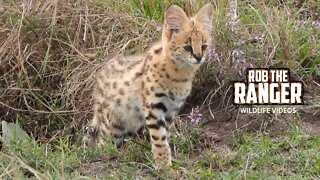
(193, 54), (202, 62)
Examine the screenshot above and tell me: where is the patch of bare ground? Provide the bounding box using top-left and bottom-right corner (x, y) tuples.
(77, 157), (160, 178)
(297, 79), (320, 136)
(185, 76), (320, 148)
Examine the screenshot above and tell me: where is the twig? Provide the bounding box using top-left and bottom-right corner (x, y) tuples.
(0, 101), (84, 114)
(201, 83), (224, 107)
(235, 105), (241, 129)
(313, 80), (320, 88)
(0, 152), (48, 180)
(0, 167), (18, 179)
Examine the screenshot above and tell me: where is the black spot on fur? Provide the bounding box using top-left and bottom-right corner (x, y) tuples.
(147, 124), (160, 130)
(127, 131), (135, 137)
(157, 119), (166, 128)
(112, 82), (117, 89)
(112, 123), (125, 131)
(155, 93), (167, 98)
(154, 144), (163, 148)
(146, 54), (153, 61)
(168, 91), (175, 101)
(124, 81), (130, 86)
(145, 112), (157, 120)
(154, 47), (162, 54)
(172, 78), (188, 83)
(97, 106), (103, 113)
(135, 72), (143, 78)
(165, 73), (170, 79)
(151, 102), (167, 112)
(165, 117), (172, 124)
(138, 115), (144, 121)
(128, 59), (143, 70)
(119, 89), (125, 95)
(161, 135), (166, 141)
(146, 90), (150, 96)
(116, 98), (121, 105)
(152, 135), (160, 140)
(102, 101), (109, 109)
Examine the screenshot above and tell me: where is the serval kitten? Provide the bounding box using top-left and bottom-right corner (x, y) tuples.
(84, 3), (213, 168)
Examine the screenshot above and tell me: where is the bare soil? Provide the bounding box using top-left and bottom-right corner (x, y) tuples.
(194, 79), (320, 147)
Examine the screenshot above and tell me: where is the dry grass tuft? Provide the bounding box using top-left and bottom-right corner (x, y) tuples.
(0, 0), (160, 139)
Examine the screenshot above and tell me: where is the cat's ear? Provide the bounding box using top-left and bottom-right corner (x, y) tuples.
(164, 5), (189, 34)
(194, 3), (213, 30)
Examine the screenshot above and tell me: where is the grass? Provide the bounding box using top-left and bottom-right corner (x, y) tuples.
(0, 0), (320, 179)
(1, 122), (320, 179)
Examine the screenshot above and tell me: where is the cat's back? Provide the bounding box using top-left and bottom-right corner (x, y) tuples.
(93, 54), (145, 123)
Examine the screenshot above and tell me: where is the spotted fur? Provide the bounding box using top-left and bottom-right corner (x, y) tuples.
(84, 3), (213, 168)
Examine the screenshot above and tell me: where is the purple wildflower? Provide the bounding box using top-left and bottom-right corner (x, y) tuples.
(208, 47), (219, 62)
(313, 20), (320, 28)
(187, 106), (202, 125)
(226, 0), (239, 33)
(232, 49), (254, 76)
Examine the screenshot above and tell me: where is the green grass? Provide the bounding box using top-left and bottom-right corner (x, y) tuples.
(0, 0), (320, 179)
(1, 123), (320, 179)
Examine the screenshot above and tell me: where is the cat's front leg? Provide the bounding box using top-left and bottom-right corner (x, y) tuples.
(143, 103), (172, 168)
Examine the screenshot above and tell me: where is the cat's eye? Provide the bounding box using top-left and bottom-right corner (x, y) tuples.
(184, 45), (193, 52)
(201, 45), (208, 51)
